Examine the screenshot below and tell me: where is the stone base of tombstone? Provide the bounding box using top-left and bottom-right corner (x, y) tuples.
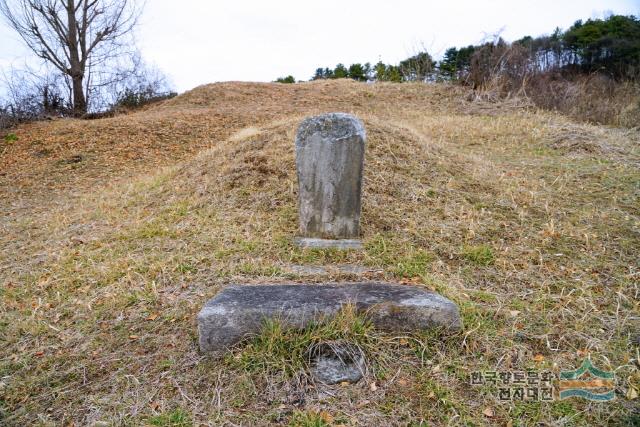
(294, 237), (363, 250)
(197, 282), (461, 354)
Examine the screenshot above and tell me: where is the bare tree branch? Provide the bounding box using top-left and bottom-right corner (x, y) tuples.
(0, 0), (141, 115)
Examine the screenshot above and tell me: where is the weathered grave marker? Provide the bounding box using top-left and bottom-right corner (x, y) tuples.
(294, 112), (365, 249)
(197, 113), (462, 363)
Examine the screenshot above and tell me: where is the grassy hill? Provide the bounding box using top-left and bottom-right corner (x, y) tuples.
(1, 80), (639, 426)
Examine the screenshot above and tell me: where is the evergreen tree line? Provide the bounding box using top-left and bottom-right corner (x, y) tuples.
(311, 52), (433, 83)
(283, 15), (640, 85)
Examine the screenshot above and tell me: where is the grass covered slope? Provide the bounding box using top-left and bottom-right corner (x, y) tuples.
(1, 80), (639, 425)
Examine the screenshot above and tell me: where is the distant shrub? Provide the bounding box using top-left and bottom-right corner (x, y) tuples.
(526, 72), (640, 126)
(620, 98), (640, 128)
(114, 87), (177, 110)
(0, 81), (70, 129)
(333, 64), (348, 79)
(275, 75), (296, 84)
(348, 63), (367, 81)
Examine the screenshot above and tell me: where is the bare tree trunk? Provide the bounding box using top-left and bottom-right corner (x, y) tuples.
(71, 74), (86, 115)
(66, 1), (85, 115)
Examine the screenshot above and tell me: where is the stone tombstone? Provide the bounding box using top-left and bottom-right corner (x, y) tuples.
(294, 112), (365, 249)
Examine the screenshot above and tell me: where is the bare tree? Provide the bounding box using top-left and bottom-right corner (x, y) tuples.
(0, 0), (141, 115)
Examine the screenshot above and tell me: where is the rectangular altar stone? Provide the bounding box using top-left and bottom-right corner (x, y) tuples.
(198, 282), (461, 353)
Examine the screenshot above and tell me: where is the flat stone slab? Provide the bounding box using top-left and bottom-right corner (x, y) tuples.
(287, 264), (383, 276)
(198, 282), (461, 353)
(294, 237), (363, 250)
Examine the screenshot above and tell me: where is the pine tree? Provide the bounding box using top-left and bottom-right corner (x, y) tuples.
(348, 63), (366, 81)
(312, 68), (325, 80)
(333, 63), (348, 79)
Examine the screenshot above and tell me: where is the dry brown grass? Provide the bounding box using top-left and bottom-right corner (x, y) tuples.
(483, 71), (640, 128)
(1, 80), (639, 426)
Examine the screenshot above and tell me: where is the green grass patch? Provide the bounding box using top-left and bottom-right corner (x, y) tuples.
(364, 234), (400, 265)
(410, 327), (461, 358)
(286, 246), (353, 264)
(459, 301), (501, 339)
(233, 261), (283, 277)
(414, 374), (471, 423)
(391, 250), (433, 278)
(175, 262), (197, 274)
(471, 289), (497, 303)
(231, 305), (374, 377)
(3, 133), (17, 143)
(147, 408), (192, 426)
(508, 397), (585, 426)
(288, 410), (330, 427)
(461, 244), (495, 266)
(125, 219), (178, 240)
(365, 234), (434, 277)
(510, 402), (543, 425)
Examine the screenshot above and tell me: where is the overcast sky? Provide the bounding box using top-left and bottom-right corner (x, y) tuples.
(1, 0), (638, 92)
